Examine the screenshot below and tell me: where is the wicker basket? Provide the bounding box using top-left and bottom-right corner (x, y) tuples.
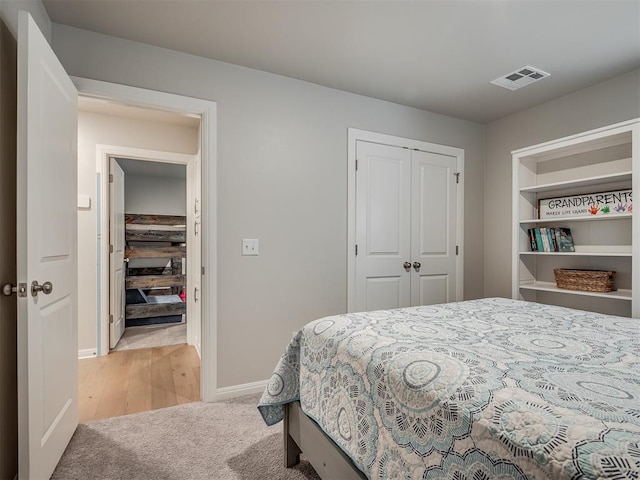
(553, 269), (615, 292)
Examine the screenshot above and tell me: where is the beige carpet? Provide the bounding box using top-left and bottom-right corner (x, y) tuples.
(113, 322), (187, 351)
(52, 394), (321, 480)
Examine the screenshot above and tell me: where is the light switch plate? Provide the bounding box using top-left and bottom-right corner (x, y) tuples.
(242, 238), (259, 256)
(77, 194), (91, 209)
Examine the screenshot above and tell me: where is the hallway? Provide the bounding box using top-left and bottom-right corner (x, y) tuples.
(79, 344), (200, 423)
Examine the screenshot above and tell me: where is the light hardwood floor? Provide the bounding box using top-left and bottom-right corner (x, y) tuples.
(78, 343), (200, 423)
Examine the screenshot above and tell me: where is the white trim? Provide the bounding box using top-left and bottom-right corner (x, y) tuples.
(347, 128), (465, 312)
(73, 77), (218, 402)
(215, 380), (269, 401)
(633, 123), (640, 318)
(96, 145), (195, 357)
(77, 348), (97, 359)
(511, 118), (639, 156)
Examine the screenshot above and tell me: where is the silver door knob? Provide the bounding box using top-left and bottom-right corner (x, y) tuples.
(413, 262), (421, 269)
(403, 262), (411, 269)
(31, 281), (53, 297)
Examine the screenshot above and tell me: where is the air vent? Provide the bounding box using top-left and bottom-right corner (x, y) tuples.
(491, 66), (550, 91)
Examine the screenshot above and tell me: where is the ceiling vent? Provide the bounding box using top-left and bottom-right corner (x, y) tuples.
(491, 66), (550, 91)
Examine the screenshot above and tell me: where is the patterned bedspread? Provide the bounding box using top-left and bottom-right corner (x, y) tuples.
(258, 298), (640, 479)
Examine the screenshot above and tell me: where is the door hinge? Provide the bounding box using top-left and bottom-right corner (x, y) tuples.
(454, 172), (460, 184)
(109, 173), (114, 183)
(109, 314), (114, 324)
(355, 159), (358, 171)
(456, 245), (459, 255)
(201, 266), (205, 275)
(355, 244), (358, 256)
(109, 244), (114, 254)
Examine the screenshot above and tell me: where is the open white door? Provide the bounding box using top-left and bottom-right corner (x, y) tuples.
(187, 151), (202, 351)
(17, 11), (78, 479)
(109, 158), (126, 349)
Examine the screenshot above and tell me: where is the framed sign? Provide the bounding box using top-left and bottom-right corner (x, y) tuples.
(539, 189), (632, 219)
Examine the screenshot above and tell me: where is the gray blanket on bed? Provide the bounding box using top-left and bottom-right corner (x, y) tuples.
(258, 298), (640, 479)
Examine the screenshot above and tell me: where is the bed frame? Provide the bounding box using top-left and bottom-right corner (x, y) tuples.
(284, 401), (367, 480)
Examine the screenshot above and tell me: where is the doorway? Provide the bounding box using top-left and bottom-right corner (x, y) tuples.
(73, 77), (217, 403)
(111, 157), (189, 351)
(76, 97), (204, 421)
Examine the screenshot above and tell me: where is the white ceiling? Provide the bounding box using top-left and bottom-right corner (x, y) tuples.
(44, 0), (640, 123)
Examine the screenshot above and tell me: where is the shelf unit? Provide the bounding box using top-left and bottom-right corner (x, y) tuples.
(124, 214), (187, 325)
(512, 119), (639, 318)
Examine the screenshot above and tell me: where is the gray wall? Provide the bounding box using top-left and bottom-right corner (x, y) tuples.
(0, 15), (17, 480)
(51, 24), (486, 388)
(124, 172), (186, 217)
(484, 69), (640, 297)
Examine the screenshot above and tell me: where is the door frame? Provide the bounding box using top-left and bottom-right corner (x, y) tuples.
(98, 146), (197, 353)
(74, 77), (217, 402)
(347, 128), (465, 312)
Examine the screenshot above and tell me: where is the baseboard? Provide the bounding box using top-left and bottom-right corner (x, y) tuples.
(78, 348), (97, 359)
(215, 379), (268, 401)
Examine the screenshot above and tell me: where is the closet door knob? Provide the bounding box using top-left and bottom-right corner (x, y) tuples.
(413, 262), (421, 270)
(403, 262), (411, 270)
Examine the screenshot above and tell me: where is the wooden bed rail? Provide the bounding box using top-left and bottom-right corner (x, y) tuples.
(284, 402), (367, 480)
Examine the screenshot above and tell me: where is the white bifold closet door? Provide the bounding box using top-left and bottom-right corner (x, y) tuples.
(355, 140), (458, 312)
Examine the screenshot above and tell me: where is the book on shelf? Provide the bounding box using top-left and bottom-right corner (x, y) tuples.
(540, 228), (551, 252)
(527, 229), (537, 251)
(534, 228), (544, 252)
(554, 227), (575, 252)
(547, 228), (558, 251)
(527, 227), (574, 252)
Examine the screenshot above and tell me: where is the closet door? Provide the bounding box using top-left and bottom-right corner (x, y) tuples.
(411, 151), (458, 305)
(354, 140), (460, 312)
(355, 141), (411, 312)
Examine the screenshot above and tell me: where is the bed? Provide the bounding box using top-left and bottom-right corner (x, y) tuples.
(258, 298), (640, 479)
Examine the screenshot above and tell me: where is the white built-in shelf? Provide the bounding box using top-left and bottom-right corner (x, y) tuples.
(519, 171), (632, 194)
(519, 251), (632, 257)
(520, 213), (632, 224)
(519, 282), (632, 301)
(512, 118), (638, 317)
